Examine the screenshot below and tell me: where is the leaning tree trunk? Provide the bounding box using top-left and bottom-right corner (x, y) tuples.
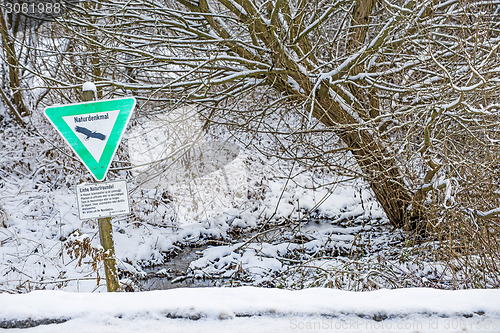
(315, 84), (413, 229)
(290, 0), (414, 228)
(266, 68), (414, 228)
(329, 0), (413, 228)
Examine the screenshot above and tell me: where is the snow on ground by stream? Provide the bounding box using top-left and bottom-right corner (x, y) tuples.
(0, 121), (390, 292)
(1, 287), (499, 332)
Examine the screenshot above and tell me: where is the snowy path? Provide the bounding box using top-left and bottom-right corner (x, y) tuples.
(1, 287), (499, 332)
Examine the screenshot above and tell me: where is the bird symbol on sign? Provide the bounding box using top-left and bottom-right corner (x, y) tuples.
(75, 126), (106, 141)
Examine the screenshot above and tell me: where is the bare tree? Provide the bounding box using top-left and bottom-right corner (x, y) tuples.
(9, 0), (500, 232)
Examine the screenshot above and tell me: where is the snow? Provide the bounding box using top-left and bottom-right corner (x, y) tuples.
(477, 207), (500, 218)
(81, 82), (97, 93)
(0, 287), (499, 332)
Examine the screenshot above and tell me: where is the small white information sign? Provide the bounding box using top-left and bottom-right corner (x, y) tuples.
(76, 180), (130, 220)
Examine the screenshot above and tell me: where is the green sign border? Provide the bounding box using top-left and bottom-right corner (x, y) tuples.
(44, 97), (136, 181)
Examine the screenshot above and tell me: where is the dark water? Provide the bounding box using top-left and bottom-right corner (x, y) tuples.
(139, 245), (214, 290)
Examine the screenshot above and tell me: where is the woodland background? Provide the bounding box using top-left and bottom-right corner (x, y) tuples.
(0, 0), (499, 292)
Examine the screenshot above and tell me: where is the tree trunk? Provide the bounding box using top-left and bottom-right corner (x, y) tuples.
(264, 0), (415, 228)
(291, 0), (414, 228)
(345, 0), (413, 228)
(314, 84), (412, 228)
(0, 9), (29, 125)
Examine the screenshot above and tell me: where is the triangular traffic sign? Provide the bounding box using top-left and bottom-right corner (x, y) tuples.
(44, 97), (136, 181)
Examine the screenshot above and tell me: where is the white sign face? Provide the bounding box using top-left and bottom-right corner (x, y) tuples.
(62, 110), (120, 162)
(76, 180), (130, 220)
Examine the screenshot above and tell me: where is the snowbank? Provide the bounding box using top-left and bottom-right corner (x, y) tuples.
(1, 287), (499, 332)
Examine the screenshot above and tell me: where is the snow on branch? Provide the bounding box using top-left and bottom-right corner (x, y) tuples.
(476, 208), (500, 219)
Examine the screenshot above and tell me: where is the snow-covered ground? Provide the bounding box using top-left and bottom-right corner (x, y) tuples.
(1, 287), (499, 332)
(0, 119), (395, 293)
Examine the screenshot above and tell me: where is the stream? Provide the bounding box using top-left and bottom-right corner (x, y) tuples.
(138, 245), (214, 290)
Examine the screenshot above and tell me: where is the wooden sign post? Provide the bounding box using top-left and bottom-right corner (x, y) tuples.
(82, 86), (120, 292)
